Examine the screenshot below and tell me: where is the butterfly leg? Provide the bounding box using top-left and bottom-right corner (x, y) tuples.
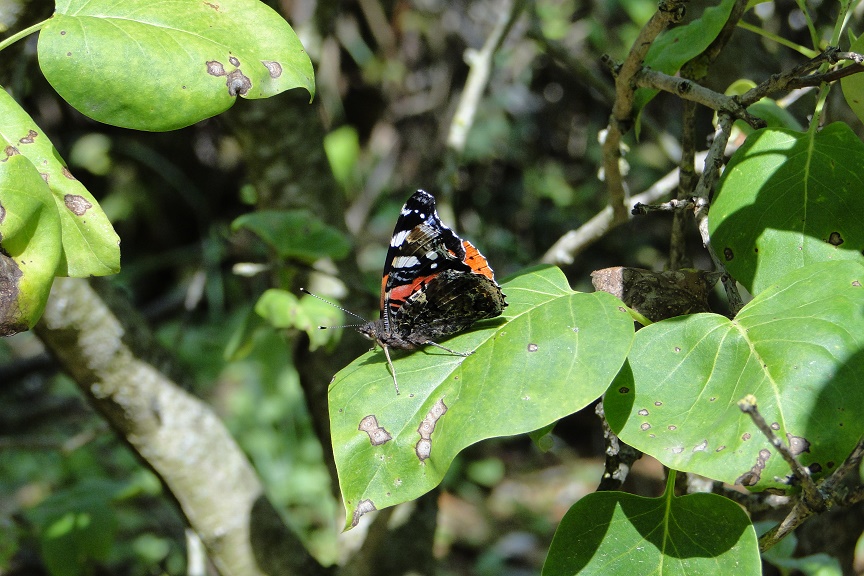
(425, 341), (474, 357)
(381, 344), (400, 395)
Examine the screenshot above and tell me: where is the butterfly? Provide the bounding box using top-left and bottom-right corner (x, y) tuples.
(356, 189), (507, 393)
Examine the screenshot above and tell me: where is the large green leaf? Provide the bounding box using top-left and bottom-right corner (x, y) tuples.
(542, 476), (760, 575)
(605, 261), (864, 493)
(0, 88), (119, 277)
(330, 266), (634, 529)
(38, 0), (315, 131)
(0, 146), (62, 334)
(709, 123), (864, 296)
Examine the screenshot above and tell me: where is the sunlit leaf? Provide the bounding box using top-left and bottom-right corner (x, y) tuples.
(0, 146), (61, 334)
(0, 88), (119, 277)
(331, 266), (634, 529)
(605, 261), (864, 493)
(710, 123), (864, 295)
(38, 0), (315, 131)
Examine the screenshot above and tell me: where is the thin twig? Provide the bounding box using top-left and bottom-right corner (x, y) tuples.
(758, 433), (864, 551)
(602, 0), (688, 224)
(634, 69), (766, 129)
(541, 161), (688, 265)
(633, 197), (698, 215)
(738, 395), (822, 506)
(693, 113), (744, 314)
(446, 0), (526, 154)
(596, 401), (642, 491)
(738, 47), (859, 107)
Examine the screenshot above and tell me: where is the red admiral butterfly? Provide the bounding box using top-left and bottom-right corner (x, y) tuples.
(357, 189), (507, 394)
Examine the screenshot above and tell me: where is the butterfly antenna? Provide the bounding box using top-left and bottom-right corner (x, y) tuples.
(299, 287), (369, 325)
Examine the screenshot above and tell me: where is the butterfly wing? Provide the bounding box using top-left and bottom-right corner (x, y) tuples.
(380, 190), (471, 326)
(392, 269), (506, 342)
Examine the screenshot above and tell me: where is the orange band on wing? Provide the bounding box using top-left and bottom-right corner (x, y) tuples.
(387, 274), (438, 307)
(462, 240), (496, 280)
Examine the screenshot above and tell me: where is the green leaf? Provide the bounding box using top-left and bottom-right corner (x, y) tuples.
(0, 88), (119, 277)
(841, 33), (864, 125)
(634, 0), (737, 119)
(27, 479), (122, 576)
(0, 146), (62, 334)
(330, 266), (634, 529)
(605, 261), (864, 493)
(38, 0), (315, 131)
(709, 123), (864, 295)
(543, 480), (759, 575)
(254, 288), (345, 351)
(232, 210), (351, 263)
(324, 125), (360, 189)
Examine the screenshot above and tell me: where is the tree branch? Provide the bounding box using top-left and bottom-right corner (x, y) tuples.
(602, 0), (688, 224)
(633, 69), (765, 129)
(34, 278), (329, 576)
(739, 394), (864, 553)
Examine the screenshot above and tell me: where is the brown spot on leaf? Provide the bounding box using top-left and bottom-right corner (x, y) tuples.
(226, 69), (252, 96)
(229, 56), (240, 67)
(415, 398), (447, 461)
(742, 432), (751, 441)
(3, 146), (20, 160)
(18, 130), (38, 144)
(358, 415), (392, 446)
(60, 30), (66, 35)
(0, 248), (27, 336)
(64, 194), (92, 216)
(736, 448), (771, 486)
(262, 60), (283, 78)
(203, 1), (219, 9)
(40, 173), (49, 184)
(827, 232), (844, 246)
(351, 499), (376, 528)
(654, 401), (662, 406)
(770, 422), (780, 431)
(527, 343), (539, 352)
(693, 439), (708, 452)
(716, 445), (726, 452)
(853, 280), (861, 287)
(618, 386), (630, 394)
(0, 201), (5, 223)
(809, 463), (822, 474)
(723, 247), (734, 261)
(667, 425), (676, 431)
(207, 60), (226, 76)
(415, 438), (432, 461)
(786, 433), (810, 456)
(640, 422), (651, 431)
(638, 409), (649, 416)
(62, 167), (76, 180)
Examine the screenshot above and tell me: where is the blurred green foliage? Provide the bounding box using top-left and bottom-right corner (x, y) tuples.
(1, 0), (863, 573)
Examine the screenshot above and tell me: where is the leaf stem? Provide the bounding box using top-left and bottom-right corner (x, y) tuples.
(0, 19), (50, 54)
(735, 22), (819, 58)
(664, 468), (677, 497)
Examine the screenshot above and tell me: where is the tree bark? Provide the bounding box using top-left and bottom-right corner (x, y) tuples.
(34, 277), (329, 576)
